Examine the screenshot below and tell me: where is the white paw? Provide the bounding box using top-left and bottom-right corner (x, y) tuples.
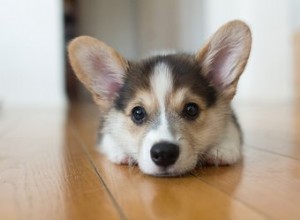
(98, 134), (137, 165)
(205, 146), (241, 166)
(107, 152), (137, 166)
(108, 153), (132, 165)
(204, 119), (242, 166)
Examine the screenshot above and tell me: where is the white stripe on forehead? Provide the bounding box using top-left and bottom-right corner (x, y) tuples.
(149, 62), (175, 143)
(150, 62), (173, 109)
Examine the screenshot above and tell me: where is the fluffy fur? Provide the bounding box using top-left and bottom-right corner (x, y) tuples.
(68, 20), (252, 176)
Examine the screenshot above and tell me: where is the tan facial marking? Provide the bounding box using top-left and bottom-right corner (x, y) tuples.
(168, 88), (208, 116)
(124, 89), (158, 117)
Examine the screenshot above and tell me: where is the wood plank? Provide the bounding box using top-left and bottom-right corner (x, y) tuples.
(244, 132), (300, 160)
(235, 104), (300, 159)
(237, 104), (300, 136)
(194, 147), (300, 220)
(2, 102), (300, 220)
(0, 108), (121, 220)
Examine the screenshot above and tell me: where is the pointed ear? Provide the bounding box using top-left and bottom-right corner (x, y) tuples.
(68, 36), (128, 109)
(196, 20), (252, 100)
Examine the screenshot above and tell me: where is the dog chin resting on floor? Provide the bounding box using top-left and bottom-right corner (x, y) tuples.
(68, 20), (252, 177)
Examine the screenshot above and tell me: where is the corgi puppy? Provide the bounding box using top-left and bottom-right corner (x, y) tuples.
(68, 20), (252, 176)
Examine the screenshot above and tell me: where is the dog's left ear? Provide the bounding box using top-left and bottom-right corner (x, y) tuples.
(196, 20), (252, 100)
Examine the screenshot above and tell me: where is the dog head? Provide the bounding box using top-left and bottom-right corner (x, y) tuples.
(68, 20), (251, 176)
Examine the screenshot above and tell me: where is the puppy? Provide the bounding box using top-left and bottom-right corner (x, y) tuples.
(68, 20), (252, 176)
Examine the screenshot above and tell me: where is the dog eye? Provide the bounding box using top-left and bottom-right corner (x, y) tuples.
(182, 103), (200, 120)
(131, 106), (147, 125)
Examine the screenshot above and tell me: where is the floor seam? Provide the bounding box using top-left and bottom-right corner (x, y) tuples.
(70, 121), (128, 220)
(246, 144), (300, 161)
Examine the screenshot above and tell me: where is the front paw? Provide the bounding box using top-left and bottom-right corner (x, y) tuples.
(108, 153), (136, 165)
(204, 146), (241, 166)
(108, 153), (129, 165)
(99, 134), (136, 165)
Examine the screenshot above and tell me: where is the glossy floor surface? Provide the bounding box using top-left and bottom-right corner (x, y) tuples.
(0, 102), (300, 220)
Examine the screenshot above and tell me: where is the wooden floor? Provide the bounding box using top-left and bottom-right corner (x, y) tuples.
(1, 101), (300, 220)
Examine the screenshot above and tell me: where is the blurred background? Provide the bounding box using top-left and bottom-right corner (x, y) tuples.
(0, 0), (299, 108)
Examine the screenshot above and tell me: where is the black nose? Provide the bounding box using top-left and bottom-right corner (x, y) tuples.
(150, 142), (179, 167)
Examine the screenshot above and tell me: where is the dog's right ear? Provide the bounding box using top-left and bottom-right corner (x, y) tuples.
(68, 36), (128, 109)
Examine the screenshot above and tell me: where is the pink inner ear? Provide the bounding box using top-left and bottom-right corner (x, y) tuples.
(108, 81), (122, 95)
(207, 46), (237, 91)
(88, 51), (124, 100)
(101, 74), (123, 100)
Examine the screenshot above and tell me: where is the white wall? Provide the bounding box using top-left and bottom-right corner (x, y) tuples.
(290, 0), (300, 31)
(0, 0), (65, 108)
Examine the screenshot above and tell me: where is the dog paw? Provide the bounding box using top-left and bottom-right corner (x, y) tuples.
(204, 146), (241, 166)
(99, 134), (136, 165)
(108, 153), (130, 165)
(107, 152), (137, 166)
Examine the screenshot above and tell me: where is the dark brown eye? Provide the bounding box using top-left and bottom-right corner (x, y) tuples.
(131, 106), (147, 125)
(182, 103), (200, 120)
